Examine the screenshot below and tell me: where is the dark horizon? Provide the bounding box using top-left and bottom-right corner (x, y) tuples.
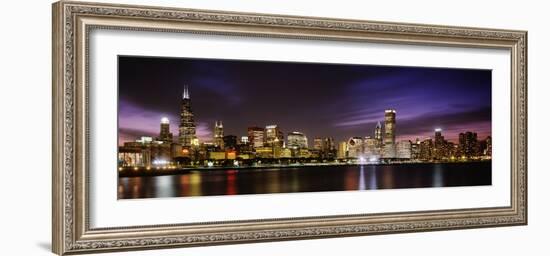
(118, 56), (492, 146)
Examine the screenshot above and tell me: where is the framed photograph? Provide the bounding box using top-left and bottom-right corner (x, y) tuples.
(52, 1), (527, 255)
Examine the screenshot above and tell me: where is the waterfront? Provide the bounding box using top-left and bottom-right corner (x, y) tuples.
(118, 161), (491, 199)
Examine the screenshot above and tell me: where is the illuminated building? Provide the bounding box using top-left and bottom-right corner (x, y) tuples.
(226, 151), (237, 160)
(118, 148), (149, 167)
(374, 121), (382, 144)
(485, 136), (492, 157)
(298, 148), (311, 158)
(383, 109), (396, 158)
(255, 146), (273, 158)
(178, 85), (197, 147)
(119, 137), (170, 167)
(240, 136), (249, 144)
(170, 143), (183, 158)
(434, 128), (446, 160)
(248, 126), (265, 148)
(208, 151), (226, 160)
(363, 137), (380, 159)
(347, 137), (364, 158)
(265, 125), (284, 147)
(313, 138), (323, 150)
(313, 137), (336, 158)
(323, 137), (336, 158)
(287, 131), (308, 149)
(223, 135), (237, 149)
(157, 117), (173, 143)
(136, 136), (153, 144)
(419, 138), (433, 160)
(214, 120), (224, 148)
(411, 138), (421, 159)
(337, 141), (348, 159)
(459, 131), (479, 158)
(279, 148), (292, 158)
(396, 140), (412, 159)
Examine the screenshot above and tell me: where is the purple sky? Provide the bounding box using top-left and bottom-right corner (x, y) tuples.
(118, 56), (491, 145)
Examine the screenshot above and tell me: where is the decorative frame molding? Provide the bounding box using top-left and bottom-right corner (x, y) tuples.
(52, 1), (527, 255)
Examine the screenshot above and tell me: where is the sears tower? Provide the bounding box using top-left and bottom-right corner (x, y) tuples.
(179, 85), (197, 147)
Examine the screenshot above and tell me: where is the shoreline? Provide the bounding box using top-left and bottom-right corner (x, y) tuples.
(118, 160), (491, 177)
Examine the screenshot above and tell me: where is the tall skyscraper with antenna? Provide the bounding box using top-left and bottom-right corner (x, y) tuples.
(178, 85), (197, 147)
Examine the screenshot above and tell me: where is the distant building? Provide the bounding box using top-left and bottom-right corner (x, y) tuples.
(485, 136), (492, 157)
(313, 138), (323, 150)
(119, 136), (170, 167)
(374, 121), (382, 144)
(214, 120), (224, 148)
(278, 148), (293, 158)
(396, 140), (412, 159)
(240, 136), (249, 144)
(314, 137), (336, 158)
(209, 151), (226, 160)
(419, 138), (433, 160)
(347, 137), (364, 158)
(459, 131), (479, 158)
(255, 146), (273, 158)
(248, 126), (265, 148)
(383, 109), (397, 158)
(118, 148), (149, 167)
(411, 138), (421, 159)
(223, 135), (237, 149)
(157, 117), (173, 143)
(433, 128), (446, 160)
(363, 137), (380, 159)
(337, 141), (348, 159)
(287, 131), (308, 149)
(265, 125), (284, 147)
(178, 85), (197, 147)
(298, 148), (311, 158)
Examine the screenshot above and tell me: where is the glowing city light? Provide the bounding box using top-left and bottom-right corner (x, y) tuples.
(161, 117), (169, 124)
(153, 159), (169, 166)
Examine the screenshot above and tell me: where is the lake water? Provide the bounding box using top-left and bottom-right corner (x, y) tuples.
(118, 161), (491, 199)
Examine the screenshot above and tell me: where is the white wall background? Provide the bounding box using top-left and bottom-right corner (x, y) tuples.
(0, 0), (547, 255)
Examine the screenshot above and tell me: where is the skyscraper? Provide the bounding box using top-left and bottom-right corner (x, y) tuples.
(396, 140), (412, 159)
(347, 137), (364, 158)
(337, 141), (348, 159)
(374, 121), (382, 144)
(383, 109), (396, 158)
(434, 128), (446, 159)
(459, 131), (479, 158)
(287, 132), (308, 149)
(265, 125), (284, 147)
(223, 135), (237, 149)
(247, 126), (265, 148)
(157, 117), (173, 143)
(313, 138), (323, 150)
(214, 120), (224, 148)
(178, 85), (197, 147)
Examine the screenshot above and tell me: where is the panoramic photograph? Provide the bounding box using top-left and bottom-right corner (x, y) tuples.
(117, 56), (492, 199)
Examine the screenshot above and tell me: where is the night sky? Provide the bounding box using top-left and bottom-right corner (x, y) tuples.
(118, 56), (491, 146)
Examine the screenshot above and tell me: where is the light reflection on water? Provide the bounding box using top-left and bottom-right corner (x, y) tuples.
(118, 162), (491, 199)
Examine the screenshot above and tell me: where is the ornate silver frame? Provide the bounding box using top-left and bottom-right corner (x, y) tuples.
(52, 1), (527, 255)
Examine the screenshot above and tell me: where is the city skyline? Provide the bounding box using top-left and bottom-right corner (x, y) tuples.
(118, 56), (492, 145)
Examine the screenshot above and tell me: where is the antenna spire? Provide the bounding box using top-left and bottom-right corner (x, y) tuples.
(183, 85), (190, 99)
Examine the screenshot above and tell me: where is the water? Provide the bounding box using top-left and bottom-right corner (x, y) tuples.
(118, 162), (491, 199)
